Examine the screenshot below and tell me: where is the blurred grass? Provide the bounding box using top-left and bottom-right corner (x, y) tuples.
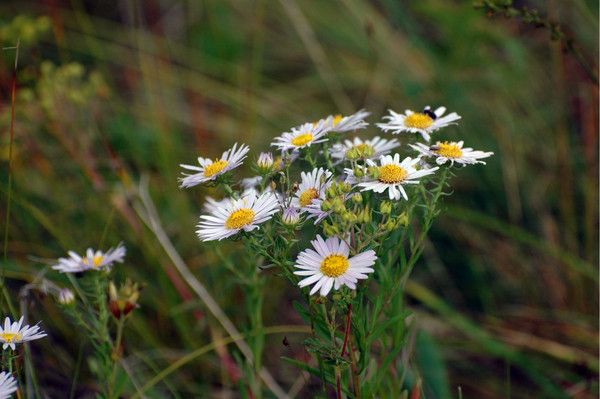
(0, 0), (598, 397)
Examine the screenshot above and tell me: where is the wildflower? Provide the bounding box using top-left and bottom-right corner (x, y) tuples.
(0, 316), (47, 350)
(294, 235), (376, 296)
(0, 372), (17, 399)
(378, 106), (461, 142)
(52, 244), (126, 273)
(109, 279), (140, 319)
(346, 154), (438, 200)
(196, 191), (280, 241)
(281, 206), (301, 226)
(179, 143), (249, 188)
(329, 136), (400, 163)
(57, 288), (75, 305)
(256, 152), (274, 172)
(271, 120), (330, 152)
(410, 141), (494, 166)
(318, 109), (370, 133)
(291, 168), (334, 224)
(240, 176), (263, 191)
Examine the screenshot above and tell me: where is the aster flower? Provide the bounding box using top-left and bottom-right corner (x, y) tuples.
(378, 106), (461, 142)
(271, 119), (331, 152)
(281, 206), (301, 226)
(0, 316), (47, 351)
(57, 288), (75, 305)
(196, 191), (280, 241)
(329, 136), (400, 163)
(346, 154), (438, 200)
(52, 244), (126, 273)
(291, 168), (333, 222)
(319, 109), (370, 133)
(0, 372), (17, 399)
(410, 141), (494, 166)
(294, 235), (376, 296)
(179, 143), (249, 188)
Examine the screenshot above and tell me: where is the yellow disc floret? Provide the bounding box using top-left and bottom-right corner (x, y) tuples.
(378, 164), (408, 184)
(0, 332), (21, 343)
(299, 188), (319, 207)
(435, 142), (462, 158)
(291, 133), (314, 147)
(204, 159), (229, 178)
(225, 208), (256, 230)
(332, 114), (343, 126)
(320, 254), (349, 277)
(404, 113), (434, 129)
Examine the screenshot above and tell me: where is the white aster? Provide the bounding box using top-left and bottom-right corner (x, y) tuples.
(346, 154), (438, 200)
(291, 168), (333, 223)
(271, 119), (331, 152)
(294, 235), (376, 296)
(0, 316), (47, 351)
(196, 191), (280, 241)
(410, 141), (494, 166)
(52, 244), (126, 273)
(0, 372), (17, 399)
(377, 106), (461, 142)
(329, 136), (400, 163)
(318, 109), (370, 133)
(179, 143), (249, 188)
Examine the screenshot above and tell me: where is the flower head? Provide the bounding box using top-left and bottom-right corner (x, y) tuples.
(197, 191), (280, 241)
(109, 279), (141, 319)
(0, 372), (17, 399)
(377, 106), (461, 142)
(329, 136), (400, 163)
(346, 154), (438, 200)
(410, 141), (494, 166)
(281, 206), (301, 226)
(256, 152), (274, 172)
(271, 120), (330, 152)
(52, 244), (126, 273)
(57, 288), (75, 305)
(179, 143), (249, 188)
(318, 109), (370, 133)
(291, 168), (334, 224)
(294, 235), (376, 296)
(0, 316), (47, 351)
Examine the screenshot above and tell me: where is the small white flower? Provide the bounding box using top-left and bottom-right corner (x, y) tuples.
(318, 109), (370, 133)
(329, 136), (400, 163)
(271, 120), (331, 152)
(378, 106), (461, 142)
(57, 288), (75, 305)
(196, 191), (280, 241)
(0, 316), (47, 351)
(256, 152), (274, 171)
(346, 154), (438, 200)
(52, 244), (126, 273)
(294, 235), (376, 296)
(281, 206), (301, 226)
(410, 141), (494, 166)
(0, 372), (17, 399)
(179, 143), (249, 188)
(291, 168), (333, 223)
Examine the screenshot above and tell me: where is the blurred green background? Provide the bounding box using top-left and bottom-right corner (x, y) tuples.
(0, 0), (597, 398)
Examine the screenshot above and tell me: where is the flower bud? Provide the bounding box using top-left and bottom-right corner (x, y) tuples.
(380, 201), (392, 215)
(351, 193), (363, 204)
(256, 152), (274, 172)
(396, 212), (409, 227)
(353, 167), (364, 178)
(57, 288), (75, 305)
(282, 207), (301, 226)
(109, 279), (141, 319)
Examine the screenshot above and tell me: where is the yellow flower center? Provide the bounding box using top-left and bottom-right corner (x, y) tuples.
(378, 164), (408, 184)
(291, 133), (313, 147)
(203, 159), (229, 177)
(82, 255), (104, 268)
(320, 254), (349, 277)
(299, 188), (319, 207)
(435, 142), (462, 158)
(404, 113), (433, 129)
(0, 332), (21, 343)
(332, 114), (343, 126)
(225, 208), (255, 230)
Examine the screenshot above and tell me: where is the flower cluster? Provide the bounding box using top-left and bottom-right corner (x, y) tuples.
(181, 107), (493, 297)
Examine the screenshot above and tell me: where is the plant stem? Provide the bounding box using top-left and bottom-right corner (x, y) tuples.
(108, 316), (126, 398)
(340, 303), (352, 357)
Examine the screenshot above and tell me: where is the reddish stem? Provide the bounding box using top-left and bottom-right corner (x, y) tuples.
(341, 303), (352, 357)
(336, 373), (342, 399)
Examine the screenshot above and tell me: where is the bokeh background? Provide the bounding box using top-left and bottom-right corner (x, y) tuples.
(0, 0), (598, 398)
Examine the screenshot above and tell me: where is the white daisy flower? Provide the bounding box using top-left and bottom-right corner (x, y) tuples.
(0, 316), (47, 351)
(0, 372), (17, 399)
(179, 143), (249, 188)
(271, 120), (331, 152)
(291, 167), (333, 220)
(378, 106), (461, 142)
(329, 136), (400, 163)
(346, 154), (438, 200)
(294, 235), (376, 296)
(319, 109), (370, 133)
(52, 244), (126, 273)
(197, 191), (280, 241)
(410, 141), (494, 166)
